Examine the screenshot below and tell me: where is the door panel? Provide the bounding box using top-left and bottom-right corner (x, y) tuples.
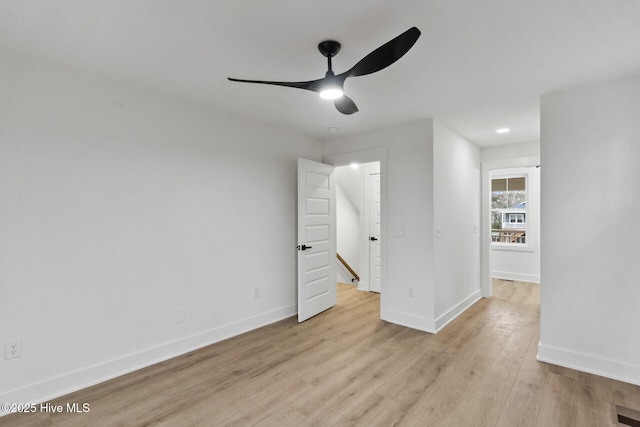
(298, 158), (336, 322)
(369, 173), (382, 292)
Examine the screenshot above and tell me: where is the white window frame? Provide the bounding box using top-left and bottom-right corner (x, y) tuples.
(490, 171), (530, 251)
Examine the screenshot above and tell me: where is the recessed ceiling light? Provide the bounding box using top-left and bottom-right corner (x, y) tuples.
(496, 128), (510, 134)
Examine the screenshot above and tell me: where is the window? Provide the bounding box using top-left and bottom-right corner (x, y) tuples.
(509, 213), (524, 224)
(491, 175), (527, 245)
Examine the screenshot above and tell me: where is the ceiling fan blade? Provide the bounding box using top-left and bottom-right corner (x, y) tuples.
(227, 77), (323, 92)
(343, 27), (421, 78)
(334, 95), (359, 115)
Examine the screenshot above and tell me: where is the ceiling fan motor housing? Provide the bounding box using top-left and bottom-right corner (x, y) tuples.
(318, 40), (341, 58)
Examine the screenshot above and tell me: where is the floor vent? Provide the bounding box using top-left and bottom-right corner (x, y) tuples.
(617, 405), (640, 427)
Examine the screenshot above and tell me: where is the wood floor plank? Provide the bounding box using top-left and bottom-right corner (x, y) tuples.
(2, 280), (640, 427)
(536, 371), (578, 427)
(573, 371), (618, 427)
(495, 326), (547, 427)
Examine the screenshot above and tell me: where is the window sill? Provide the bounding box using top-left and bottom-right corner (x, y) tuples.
(491, 243), (534, 253)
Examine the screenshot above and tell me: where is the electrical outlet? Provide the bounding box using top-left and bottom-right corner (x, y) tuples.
(408, 287), (414, 298)
(5, 340), (22, 360)
(253, 287), (260, 299)
(175, 308), (185, 323)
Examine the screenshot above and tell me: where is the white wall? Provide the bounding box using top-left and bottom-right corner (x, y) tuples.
(433, 120), (482, 329)
(538, 74), (640, 385)
(323, 120), (436, 330)
(324, 120), (483, 333)
(336, 260), (354, 285)
(335, 165), (364, 212)
(0, 52), (323, 407)
(335, 170), (360, 283)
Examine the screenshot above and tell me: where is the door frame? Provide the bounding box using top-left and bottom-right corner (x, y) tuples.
(324, 148), (388, 320)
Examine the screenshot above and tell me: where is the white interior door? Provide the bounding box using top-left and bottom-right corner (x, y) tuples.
(369, 173), (381, 293)
(297, 158), (336, 322)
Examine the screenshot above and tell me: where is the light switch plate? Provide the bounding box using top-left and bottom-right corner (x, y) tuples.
(391, 224), (404, 237)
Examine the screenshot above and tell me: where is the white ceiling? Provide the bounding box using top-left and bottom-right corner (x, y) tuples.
(2, 1), (639, 146)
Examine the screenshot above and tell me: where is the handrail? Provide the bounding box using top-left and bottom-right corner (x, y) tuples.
(491, 229), (526, 244)
(336, 253), (359, 282)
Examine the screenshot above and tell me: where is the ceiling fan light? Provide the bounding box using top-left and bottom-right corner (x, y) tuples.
(319, 87), (344, 100)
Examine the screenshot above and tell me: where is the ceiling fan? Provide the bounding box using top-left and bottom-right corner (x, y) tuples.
(228, 27), (421, 115)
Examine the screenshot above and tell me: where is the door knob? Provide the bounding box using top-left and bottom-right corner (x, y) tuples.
(297, 244), (313, 251)
(370, 237), (378, 241)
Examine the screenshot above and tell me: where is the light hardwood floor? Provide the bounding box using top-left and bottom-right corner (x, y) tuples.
(2, 280), (639, 426)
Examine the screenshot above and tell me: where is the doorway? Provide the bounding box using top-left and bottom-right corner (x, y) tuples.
(324, 147), (388, 320)
(334, 161), (381, 293)
(481, 157), (541, 296)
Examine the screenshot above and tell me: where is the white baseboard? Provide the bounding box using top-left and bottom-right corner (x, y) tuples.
(537, 341), (640, 386)
(492, 270), (540, 283)
(385, 309), (436, 334)
(384, 290), (482, 335)
(435, 289), (482, 333)
(0, 304), (297, 417)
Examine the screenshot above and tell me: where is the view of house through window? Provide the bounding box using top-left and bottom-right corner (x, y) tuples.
(491, 176), (527, 245)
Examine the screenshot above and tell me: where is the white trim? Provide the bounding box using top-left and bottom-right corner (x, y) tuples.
(324, 147), (388, 166)
(386, 290), (482, 334)
(491, 270), (540, 283)
(491, 242), (534, 252)
(537, 342), (640, 386)
(481, 156), (540, 172)
(0, 305), (296, 416)
(384, 289), (482, 334)
(357, 280), (369, 292)
(434, 290), (482, 332)
(385, 309), (436, 334)
(490, 169), (531, 251)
